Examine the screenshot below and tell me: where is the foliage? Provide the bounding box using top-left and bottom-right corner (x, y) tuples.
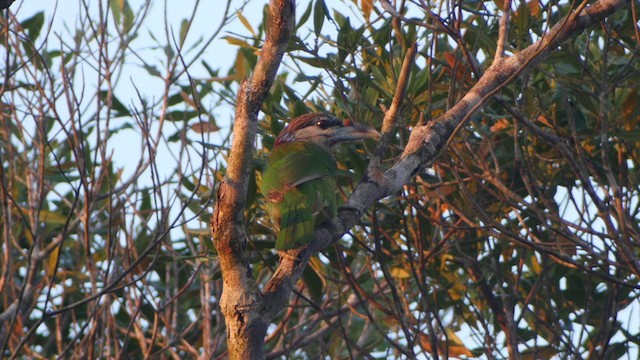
(0, 0), (638, 359)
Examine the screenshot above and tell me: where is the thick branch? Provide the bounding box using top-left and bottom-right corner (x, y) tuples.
(211, 1), (295, 359)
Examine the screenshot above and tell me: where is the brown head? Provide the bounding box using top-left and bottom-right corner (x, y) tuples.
(274, 113), (380, 150)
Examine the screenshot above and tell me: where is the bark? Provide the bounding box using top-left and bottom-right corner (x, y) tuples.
(211, 0), (628, 357)
(211, 1), (294, 359)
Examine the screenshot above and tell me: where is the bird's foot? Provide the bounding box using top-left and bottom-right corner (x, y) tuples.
(278, 250), (301, 263)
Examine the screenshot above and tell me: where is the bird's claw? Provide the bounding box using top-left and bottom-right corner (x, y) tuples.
(278, 250), (301, 263)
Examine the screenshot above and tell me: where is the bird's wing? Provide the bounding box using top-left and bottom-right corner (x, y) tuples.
(261, 142), (336, 201)
(273, 176), (337, 250)
(275, 188), (314, 250)
(262, 142), (338, 250)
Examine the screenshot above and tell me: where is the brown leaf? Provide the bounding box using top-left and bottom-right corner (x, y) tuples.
(361, 0), (373, 19)
(180, 90), (198, 109)
(528, 0), (541, 17)
(490, 118), (510, 132)
(418, 331), (475, 358)
(191, 121), (220, 133)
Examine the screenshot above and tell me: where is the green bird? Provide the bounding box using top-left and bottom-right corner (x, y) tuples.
(261, 113), (380, 250)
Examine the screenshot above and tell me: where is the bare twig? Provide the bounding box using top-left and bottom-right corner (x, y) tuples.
(368, 42), (418, 172)
(494, 0), (512, 61)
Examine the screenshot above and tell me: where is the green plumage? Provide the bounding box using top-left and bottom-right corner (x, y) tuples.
(262, 142), (337, 250)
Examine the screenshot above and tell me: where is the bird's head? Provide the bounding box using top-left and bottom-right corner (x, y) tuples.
(274, 113), (380, 150)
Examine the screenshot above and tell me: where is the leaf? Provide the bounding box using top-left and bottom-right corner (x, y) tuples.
(390, 267), (411, 279)
(21, 12), (45, 40)
(122, 0), (134, 31)
(142, 64), (162, 77)
(444, 328), (474, 357)
(201, 60), (218, 77)
(361, 0), (373, 19)
(39, 209), (70, 225)
(294, 55), (329, 68)
(191, 120), (220, 133)
(303, 260), (324, 302)
(521, 346), (557, 360)
(46, 246), (61, 277)
(296, 1), (313, 30)
(236, 10), (256, 36)
(179, 19), (189, 45)
(336, 16), (352, 62)
(417, 332), (474, 357)
(140, 189), (153, 221)
(529, 254), (542, 275)
(180, 90), (198, 109)
(167, 110), (198, 122)
(313, 0), (327, 36)
(490, 118), (510, 132)
(110, 0), (123, 24)
(184, 227), (211, 236)
(99, 90), (131, 116)
(222, 35), (253, 49)
(446, 278), (467, 301)
(293, 74), (320, 83)
(528, 0), (541, 17)
(195, 141), (229, 151)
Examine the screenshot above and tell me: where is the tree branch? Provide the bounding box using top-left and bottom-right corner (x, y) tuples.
(211, 1), (295, 359)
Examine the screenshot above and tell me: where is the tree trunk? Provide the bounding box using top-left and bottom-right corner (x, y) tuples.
(211, 1), (295, 359)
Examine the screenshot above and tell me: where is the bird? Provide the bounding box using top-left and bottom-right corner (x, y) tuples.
(261, 113), (380, 251)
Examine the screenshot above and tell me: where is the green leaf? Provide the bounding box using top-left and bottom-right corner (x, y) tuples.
(293, 74), (320, 83)
(140, 189), (152, 221)
(123, 0), (134, 31)
(110, 0), (123, 24)
(21, 12), (45, 40)
(201, 60), (218, 77)
(167, 110), (198, 122)
(99, 90), (131, 116)
(179, 19), (189, 45)
(303, 260), (324, 301)
(167, 91), (184, 106)
(195, 141), (229, 151)
(336, 16), (353, 62)
(142, 64), (162, 77)
(294, 55), (329, 68)
(313, 0), (327, 36)
(296, 1), (313, 31)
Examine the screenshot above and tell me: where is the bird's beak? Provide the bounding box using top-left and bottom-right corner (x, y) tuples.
(329, 119), (381, 143)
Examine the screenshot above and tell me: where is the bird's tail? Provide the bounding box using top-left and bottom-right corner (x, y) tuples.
(275, 191), (313, 251)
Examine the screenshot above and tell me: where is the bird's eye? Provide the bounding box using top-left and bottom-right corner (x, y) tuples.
(316, 120), (328, 129)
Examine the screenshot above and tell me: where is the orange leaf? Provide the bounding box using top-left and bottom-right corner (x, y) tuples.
(528, 0), (541, 17)
(490, 118), (510, 132)
(361, 0), (373, 19)
(443, 52), (456, 68)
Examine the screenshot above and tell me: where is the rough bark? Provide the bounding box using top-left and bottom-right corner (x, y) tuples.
(211, 1), (294, 359)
